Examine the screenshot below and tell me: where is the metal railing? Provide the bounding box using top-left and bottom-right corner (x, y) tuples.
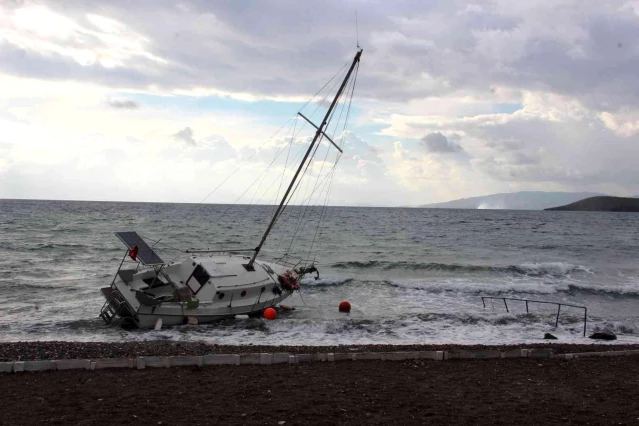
(480, 296), (588, 337)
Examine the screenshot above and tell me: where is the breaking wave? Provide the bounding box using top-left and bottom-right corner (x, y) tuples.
(301, 276), (354, 287)
(331, 260), (590, 277)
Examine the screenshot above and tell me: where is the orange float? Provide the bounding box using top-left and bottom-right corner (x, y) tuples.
(263, 307), (277, 320)
(338, 300), (351, 313)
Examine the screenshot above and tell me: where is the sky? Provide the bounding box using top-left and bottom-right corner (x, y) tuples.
(2, 0), (639, 206)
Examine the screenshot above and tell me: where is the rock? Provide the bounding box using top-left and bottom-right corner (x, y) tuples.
(589, 331), (617, 340)
(544, 333), (558, 340)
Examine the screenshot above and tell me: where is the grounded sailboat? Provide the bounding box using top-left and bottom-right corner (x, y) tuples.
(99, 48), (363, 328)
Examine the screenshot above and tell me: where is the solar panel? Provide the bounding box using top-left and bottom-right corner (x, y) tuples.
(115, 231), (165, 265)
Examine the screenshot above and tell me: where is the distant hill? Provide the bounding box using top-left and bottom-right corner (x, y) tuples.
(420, 191), (603, 210)
(545, 196), (639, 212)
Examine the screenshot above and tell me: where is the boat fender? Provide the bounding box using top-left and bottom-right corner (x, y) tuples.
(280, 305), (296, 311)
(154, 318), (163, 330)
(278, 271), (300, 290)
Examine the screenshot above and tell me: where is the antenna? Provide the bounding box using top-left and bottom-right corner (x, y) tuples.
(356, 10), (360, 48)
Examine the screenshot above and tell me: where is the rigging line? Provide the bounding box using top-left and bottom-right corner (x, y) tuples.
(301, 65), (349, 128)
(269, 85), (349, 257)
(270, 118), (298, 221)
(248, 117), (297, 207)
(284, 150), (335, 256)
(330, 64), (358, 142)
(236, 118), (299, 237)
(312, 69), (358, 261)
(305, 164), (337, 260)
(310, 158), (341, 265)
(208, 122), (311, 232)
(268, 141), (321, 254)
(268, 163), (337, 256)
(339, 62), (359, 149)
(299, 59), (351, 113)
(324, 62), (357, 144)
(264, 76), (344, 234)
(267, 158), (312, 253)
(289, 128), (337, 244)
(165, 58), (353, 238)
(302, 168), (337, 265)
(288, 75), (352, 242)
(276, 67), (358, 262)
(239, 140), (309, 220)
(268, 67), (348, 242)
(272, 129), (330, 228)
(172, 114), (298, 233)
(176, 62), (349, 234)
(309, 163), (339, 264)
(139, 236), (186, 253)
(283, 131), (329, 253)
(310, 68), (359, 261)
(260, 59), (361, 265)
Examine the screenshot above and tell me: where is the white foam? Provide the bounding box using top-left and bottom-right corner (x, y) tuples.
(389, 277), (566, 295)
(300, 276), (352, 286)
(517, 262), (590, 276)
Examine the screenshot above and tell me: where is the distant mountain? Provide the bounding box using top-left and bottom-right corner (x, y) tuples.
(420, 191), (604, 210)
(545, 196), (639, 212)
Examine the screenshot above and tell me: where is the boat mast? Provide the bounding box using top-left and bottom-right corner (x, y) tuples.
(247, 48), (363, 270)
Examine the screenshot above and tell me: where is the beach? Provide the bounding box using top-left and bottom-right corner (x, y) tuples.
(2, 347), (638, 425)
(2, 342), (639, 425)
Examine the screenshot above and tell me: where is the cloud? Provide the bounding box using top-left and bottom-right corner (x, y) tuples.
(107, 97), (139, 109)
(420, 132), (464, 153)
(172, 127), (196, 145)
(4, 1), (639, 205)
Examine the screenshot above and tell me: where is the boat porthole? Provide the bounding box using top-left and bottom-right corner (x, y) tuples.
(260, 287), (265, 293)
(241, 290), (247, 297)
(218, 293), (225, 300)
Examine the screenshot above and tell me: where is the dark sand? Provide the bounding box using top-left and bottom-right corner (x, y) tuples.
(2, 356), (639, 425)
(2, 341), (638, 361)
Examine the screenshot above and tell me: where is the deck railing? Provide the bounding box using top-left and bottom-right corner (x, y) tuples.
(480, 296), (588, 337)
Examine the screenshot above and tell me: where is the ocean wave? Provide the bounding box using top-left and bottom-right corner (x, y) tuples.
(514, 262), (591, 276)
(331, 260), (590, 277)
(301, 276), (354, 287)
(382, 275), (639, 297)
(388, 278), (564, 295)
(25, 243), (92, 251)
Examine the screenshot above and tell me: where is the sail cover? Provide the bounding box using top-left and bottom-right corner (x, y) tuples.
(115, 231), (164, 265)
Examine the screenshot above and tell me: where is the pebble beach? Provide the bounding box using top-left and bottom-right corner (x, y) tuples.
(2, 345), (639, 425)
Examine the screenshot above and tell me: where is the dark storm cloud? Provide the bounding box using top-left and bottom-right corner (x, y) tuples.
(2, 0), (638, 110)
(420, 132), (463, 153)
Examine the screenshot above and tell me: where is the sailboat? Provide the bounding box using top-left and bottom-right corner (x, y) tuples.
(99, 48), (363, 328)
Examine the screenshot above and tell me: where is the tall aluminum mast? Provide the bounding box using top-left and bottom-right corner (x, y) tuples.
(247, 48), (363, 269)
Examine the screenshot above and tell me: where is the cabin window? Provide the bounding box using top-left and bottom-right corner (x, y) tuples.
(241, 290), (247, 297)
(186, 264), (210, 294)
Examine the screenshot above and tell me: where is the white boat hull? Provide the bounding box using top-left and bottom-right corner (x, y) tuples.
(100, 253), (300, 328)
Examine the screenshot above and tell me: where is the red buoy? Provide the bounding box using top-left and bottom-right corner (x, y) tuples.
(339, 300), (351, 313)
(263, 307), (277, 320)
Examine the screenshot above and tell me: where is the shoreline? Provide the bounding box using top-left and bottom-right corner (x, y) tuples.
(1, 340), (637, 362)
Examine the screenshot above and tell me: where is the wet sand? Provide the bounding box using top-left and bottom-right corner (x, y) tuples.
(2, 355), (639, 425)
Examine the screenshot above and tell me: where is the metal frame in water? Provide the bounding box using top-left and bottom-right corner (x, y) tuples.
(480, 296), (588, 337)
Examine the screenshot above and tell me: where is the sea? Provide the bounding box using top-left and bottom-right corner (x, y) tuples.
(1, 198), (639, 346)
